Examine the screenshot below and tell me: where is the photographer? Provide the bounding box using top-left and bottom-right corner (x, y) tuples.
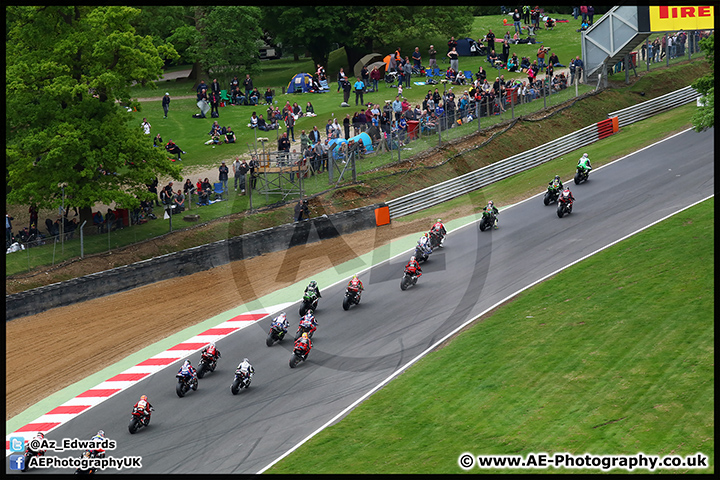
(537, 46), (549, 72)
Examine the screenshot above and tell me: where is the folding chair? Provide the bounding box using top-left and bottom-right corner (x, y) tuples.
(213, 182), (225, 201)
(220, 89), (231, 103)
(464, 71), (474, 83)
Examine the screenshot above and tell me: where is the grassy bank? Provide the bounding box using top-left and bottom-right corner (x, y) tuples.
(268, 197), (714, 474)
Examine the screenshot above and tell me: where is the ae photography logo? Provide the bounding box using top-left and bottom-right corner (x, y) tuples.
(8, 436), (142, 471)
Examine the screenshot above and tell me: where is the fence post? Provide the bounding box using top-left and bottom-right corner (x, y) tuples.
(665, 33), (670, 67)
(646, 38), (650, 71)
(80, 220), (87, 258)
(476, 100), (481, 131)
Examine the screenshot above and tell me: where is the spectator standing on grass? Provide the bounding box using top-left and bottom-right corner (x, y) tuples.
(6, 214), (14, 247)
(232, 157), (242, 192)
(587, 6), (595, 25)
(285, 110), (296, 142)
(174, 190), (185, 213)
(278, 132), (291, 152)
(309, 125), (321, 145)
(412, 47), (422, 69)
(218, 161), (229, 193)
(370, 66), (382, 92)
(513, 9), (522, 35)
(243, 74), (253, 101)
(428, 45), (438, 69)
(403, 60), (412, 88)
(447, 47), (459, 74)
(141, 117), (151, 135)
(354, 77), (365, 106)
(162, 93), (170, 118)
(300, 129), (310, 153)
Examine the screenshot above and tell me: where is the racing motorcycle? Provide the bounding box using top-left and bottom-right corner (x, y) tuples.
(414, 243), (431, 263)
(543, 184), (562, 205)
(230, 368), (252, 395)
(196, 351), (219, 379)
(128, 405), (152, 434)
(478, 210), (498, 231)
(289, 340), (311, 368)
(574, 165), (590, 185)
(428, 230), (445, 249)
(400, 268), (420, 291)
(175, 372), (198, 398)
(21, 443), (45, 472)
(266, 317), (289, 347)
(343, 284), (362, 310)
(298, 292), (319, 317)
(74, 450), (99, 474)
(294, 314), (317, 341)
(557, 191), (574, 218)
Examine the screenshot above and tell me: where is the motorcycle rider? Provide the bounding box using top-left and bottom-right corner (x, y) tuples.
(271, 312), (289, 335)
(294, 332), (312, 359)
(178, 359), (198, 389)
(548, 174), (563, 191)
(404, 255), (423, 278)
(235, 358), (255, 386)
(132, 395), (154, 426)
(90, 430), (106, 459)
(298, 311), (318, 336)
(431, 218), (447, 238)
(577, 153), (592, 174)
(417, 233), (433, 257)
(560, 187), (575, 204)
(304, 280), (322, 299)
(347, 273), (364, 292)
(200, 342), (221, 366)
(483, 200), (499, 228)
(29, 432), (47, 456)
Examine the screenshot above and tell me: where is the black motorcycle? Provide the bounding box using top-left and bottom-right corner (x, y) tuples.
(266, 319), (288, 347)
(428, 230), (444, 249)
(574, 165), (590, 185)
(21, 445), (44, 472)
(299, 292), (319, 317)
(400, 269), (419, 291)
(478, 210), (498, 231)
(231, 369), (251, 395)
(74, 450), (99, 474)
(294, 317), (316, 341)
(343, 285), (361, 310)
(196, 352), (219, 379)
(557, 193), (574, 218)
(543, 184), (561, 205)
(289, 342), (311, 368)
(175, 373), (198, 398)
(128, 406), (152, 434)
(414, 244), (430, 263)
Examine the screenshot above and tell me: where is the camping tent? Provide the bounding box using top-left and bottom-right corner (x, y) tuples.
(287, 73), (313, 93)
(365, 61), (387, 77)
(455, 37), (479, 56)
(353, 53), (383, 78)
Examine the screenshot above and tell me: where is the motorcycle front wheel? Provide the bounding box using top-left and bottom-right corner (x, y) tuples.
(266, 332), (276, 347)
(343, 295), (351, 311)
(128, 417), (139, 434)
(231, 378), (241, 395)
(557, 204), (565, 218)
(400, 275), (411, 291)
(176, 381), (186, 398)
(289, 354), (301, 368)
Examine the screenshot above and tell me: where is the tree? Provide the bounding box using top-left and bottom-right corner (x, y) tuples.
(691, 35), (714, 132)
(167, 6), (264, 88)
(262, 7), (473, 79)
(6, 6), (181, 219)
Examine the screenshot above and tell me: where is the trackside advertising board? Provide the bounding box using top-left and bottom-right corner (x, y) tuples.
(649, 5), (714, 31)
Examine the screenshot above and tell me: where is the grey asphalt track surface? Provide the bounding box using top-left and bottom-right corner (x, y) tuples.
(17, 128), (713, 474)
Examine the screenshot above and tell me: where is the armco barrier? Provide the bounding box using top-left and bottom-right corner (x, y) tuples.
(608, 85), (699, 127)
(5, 203), (384, 321)
(386, 84), (698, 219)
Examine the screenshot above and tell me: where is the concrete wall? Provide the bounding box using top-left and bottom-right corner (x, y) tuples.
(6, 204), (384, 321)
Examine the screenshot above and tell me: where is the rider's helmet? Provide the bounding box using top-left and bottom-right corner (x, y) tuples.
(304, 312), (315, 323)
(437, 218), (442, 223)
(488, 200), (494, 207)
(96, 430), (105, 438)
(410, 256), (416, 263)
(555, 175), (560, 181)
(582, 153), (588, 158)
(309, 280), (317, 289)
(140, 395), (147, 402)
(243, 358), (249, 363)
(37, 432), (44, 439)
(209, 342), (215, 350)
(301, 332), (308, 340)
(278, 312), (286, 322)
(184, 359), (191, 367)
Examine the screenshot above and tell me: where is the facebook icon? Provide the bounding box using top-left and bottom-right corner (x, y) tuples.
(9, 454), (25, 471)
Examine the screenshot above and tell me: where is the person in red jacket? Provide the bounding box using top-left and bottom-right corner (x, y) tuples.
(405, 256), (422, 277)
(132, 395), (154, 426)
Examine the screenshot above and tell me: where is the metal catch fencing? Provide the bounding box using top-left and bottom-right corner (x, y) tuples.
(386, 84), (697, 219)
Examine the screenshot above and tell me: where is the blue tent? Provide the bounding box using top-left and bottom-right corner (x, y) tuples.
(328, 132), (373, 160)
(287, 73), (313, 93)
(456, 37), (479, 56)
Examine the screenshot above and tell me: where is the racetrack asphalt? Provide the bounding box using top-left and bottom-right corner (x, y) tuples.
(10, 127), (713, 474)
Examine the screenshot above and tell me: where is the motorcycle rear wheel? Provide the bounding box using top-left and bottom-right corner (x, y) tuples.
(176, 381), (186, 398)
(231, 378), (241, 395)
(129, 417), (139, 434)
(197, 362), (207, 379)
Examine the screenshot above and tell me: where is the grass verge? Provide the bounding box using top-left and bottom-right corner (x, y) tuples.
(268, 197), (714, 474)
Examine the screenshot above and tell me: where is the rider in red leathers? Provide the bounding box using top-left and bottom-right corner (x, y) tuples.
(347, 274), (364, 292)
(405, 256), (422, 277)
(294, 332), (312, 359)
(201, 342), (221, 365)
(132, 395), (154, 425)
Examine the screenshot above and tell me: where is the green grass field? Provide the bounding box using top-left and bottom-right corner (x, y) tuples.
(268, 197), (714, 474)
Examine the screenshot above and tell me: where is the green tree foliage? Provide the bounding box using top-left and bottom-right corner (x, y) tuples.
(167, 6), (263, 86)
(691, 35), (714, 132)
(6, 6), (181, 212)
(263, 6), (474, 76)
